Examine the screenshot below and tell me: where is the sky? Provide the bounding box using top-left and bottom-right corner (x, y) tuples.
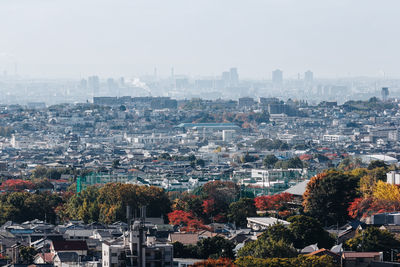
(0, 0), (399, 79)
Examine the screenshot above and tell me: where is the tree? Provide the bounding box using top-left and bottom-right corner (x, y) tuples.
(254, 139), (290, 151)
(172, 237), (234, 260)
(188, 154), (196, 162)
(0, 179), (35, 191)
(373, 180), (400, 202)
(67, 183), (171, 224)
(274, 157), (303, 169)
(197, 181), (240, 222)
(228, 198), (257, 227)
(237, 224), (298, 258)
(287, 157), (303, 168)
(345, 227), (400, 261)
(197, 236), (235, 259)
(263, 223), (294, 244)
(19, 246), (37, 264)
(368, 160), (388, 170)
(338, 157), (362, 171)
(168, 210), (206, 231)
(0, 192), (63, 224)
(172, 242), (198, 258)
(195, 159), (205, 168)
(159, 153), (172, 160)
(348, 196), (400, 220)
(235, 255), (338, 267)
(263, 155), (278, 168)
(254, 193), (293, 212)
(241, 152), (258, 163)
(287, 215), (335, 249)
(192, 258), (235, 267)
(303, 170), (359, 225)
(359, 174), (377, 197)
(112, 159), (120, 169)
(238, 237), (298, 259)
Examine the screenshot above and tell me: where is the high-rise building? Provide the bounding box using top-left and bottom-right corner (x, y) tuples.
(221, 67), (239, 87)
(80, 79), (87, 89)
(119, 77), (125, 87)
(381, 87), (389, 102)
(304, 70), (313, 83)
(272, 69), (283, 84)
(222, 71), (230, 87)
(107, 78), (117, 95)
(88, 76), (100, 96)
(230, 67), (239, 86)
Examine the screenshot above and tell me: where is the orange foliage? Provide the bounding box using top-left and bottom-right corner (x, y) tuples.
(191, 258), (236, 267)
(302, 172), (327, 211)
(254, 193), (294, 211)
(202, 199), (216, 215)
(0, 179), (35, 191)
(168, 210), (207, 232)
(348, 197), (400, 219)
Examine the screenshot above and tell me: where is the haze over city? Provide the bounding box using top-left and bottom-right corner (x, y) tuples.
(1, 0), (400, 79)
(2, 0), (400, 266)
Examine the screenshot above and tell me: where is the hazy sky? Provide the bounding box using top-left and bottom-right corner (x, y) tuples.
(0, 0), (399, 79)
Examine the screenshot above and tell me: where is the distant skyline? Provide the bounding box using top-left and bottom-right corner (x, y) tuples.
(1, 0), (400, 79)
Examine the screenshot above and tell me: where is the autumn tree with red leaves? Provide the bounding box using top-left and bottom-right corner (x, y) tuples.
(0, 179), (35, 191)
(254, 193), (294, 211)
(195, 181), (240, 223)
(168, 210), (207, 232)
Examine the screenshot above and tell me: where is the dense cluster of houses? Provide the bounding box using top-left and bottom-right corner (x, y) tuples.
(0, 97), (398, 194)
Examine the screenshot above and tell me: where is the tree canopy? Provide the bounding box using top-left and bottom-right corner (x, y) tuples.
(345, 227), (400, 261)
(303, 170), (359, 225)
(66, 183), (171, 224)
(228, 198), (257, 227)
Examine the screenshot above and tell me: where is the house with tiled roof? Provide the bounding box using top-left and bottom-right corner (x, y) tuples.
(308, 248), (341, 264)
(50, 240), (88, 256)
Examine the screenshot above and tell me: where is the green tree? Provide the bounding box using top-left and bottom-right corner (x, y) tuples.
(0, 192), (63, 224)
(287, 157), (303, 168)
(345, 227), (400, 261)
(228, 198), (257, 227)
(263, 155), (278, 168)
(188, 154), (196, 162)
(368, 160), (388, 170)
(197, 236), (235, 259)
(172, 242), (198, 258)
(112, 159), (120, 169)
(159, 153), (172, 160)
(19, 246), (37, 264)
(241, 152), (258, 163)
(195, 159), (205, 168)
(32, 165), (48, 179)
(67, 183), (171, 224)
(303, 171), (359, 225)
(238, 224), (297, 258)
(287, 215), (335, 249)
(274, 157), (303, 169)
(254, 139), (290, 151)
(238, 237), (298, 259)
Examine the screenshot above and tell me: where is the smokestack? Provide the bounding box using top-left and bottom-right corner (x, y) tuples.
(126, 205), (131, 222)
